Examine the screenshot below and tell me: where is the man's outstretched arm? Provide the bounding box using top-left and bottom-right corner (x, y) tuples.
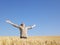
(27, 24), (36, 30)
(6, 20), (19, 28)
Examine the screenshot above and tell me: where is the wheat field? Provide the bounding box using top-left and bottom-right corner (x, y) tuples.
(0, 36), (60, 45)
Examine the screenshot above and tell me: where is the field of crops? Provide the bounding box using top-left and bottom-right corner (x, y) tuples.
(0, 36), (60, 45)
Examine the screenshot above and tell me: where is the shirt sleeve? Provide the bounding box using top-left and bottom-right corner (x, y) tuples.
(26, 24), (36, 30)
(6, 19), (19, 28)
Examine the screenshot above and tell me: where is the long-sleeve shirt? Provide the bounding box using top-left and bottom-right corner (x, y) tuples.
(6, 20), (36, 37)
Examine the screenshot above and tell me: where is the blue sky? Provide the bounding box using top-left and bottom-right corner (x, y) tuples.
(0, 0), (60, 36)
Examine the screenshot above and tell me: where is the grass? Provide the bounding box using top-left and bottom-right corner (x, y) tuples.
(0, 36), (60, 45)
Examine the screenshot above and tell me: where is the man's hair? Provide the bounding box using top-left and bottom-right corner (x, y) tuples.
(20, 24), (23, 26)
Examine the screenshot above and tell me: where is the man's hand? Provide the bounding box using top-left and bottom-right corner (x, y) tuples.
(32, 24), (36, 28)
(6, 20), (13, 24)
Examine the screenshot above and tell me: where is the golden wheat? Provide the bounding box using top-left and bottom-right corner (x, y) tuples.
(0, 36), (60, 45)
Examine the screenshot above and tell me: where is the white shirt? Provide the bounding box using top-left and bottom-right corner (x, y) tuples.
(6, 20), (36, 37)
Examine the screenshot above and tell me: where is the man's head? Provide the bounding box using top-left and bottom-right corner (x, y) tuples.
(20, 22), (25, 27)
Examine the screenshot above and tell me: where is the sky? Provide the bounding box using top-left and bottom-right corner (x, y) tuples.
(0, 0), (60, 36)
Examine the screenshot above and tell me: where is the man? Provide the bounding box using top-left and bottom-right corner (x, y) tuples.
(6, 20), (36, 38)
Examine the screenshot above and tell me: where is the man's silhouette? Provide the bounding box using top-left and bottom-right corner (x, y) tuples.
(6, 20), (36, 38)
